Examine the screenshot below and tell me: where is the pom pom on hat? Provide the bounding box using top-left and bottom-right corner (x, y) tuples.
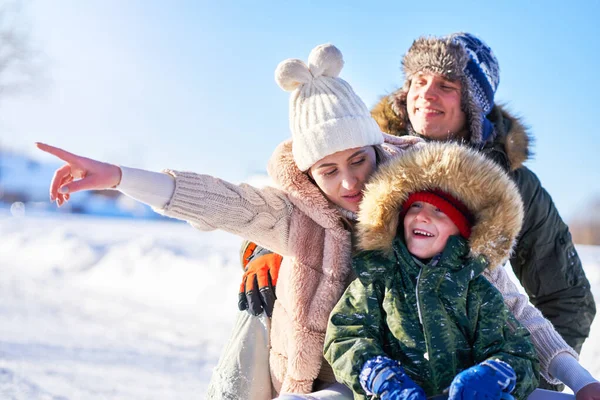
(275, 44), (344, 92)
(275, 44), (384, 171)
(275, 59), (312, 92)
(307, 43), (344, 78)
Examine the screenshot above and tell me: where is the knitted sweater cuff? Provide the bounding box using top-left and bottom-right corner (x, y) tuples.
(117, 166), (175, 209)
(531, 323), (579, 385)
(548, 352), (598, 393)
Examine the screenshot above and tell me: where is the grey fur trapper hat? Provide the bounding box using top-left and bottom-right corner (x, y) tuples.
(391, 33), (500, 145)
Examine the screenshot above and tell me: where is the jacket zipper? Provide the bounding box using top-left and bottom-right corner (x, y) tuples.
(415, 268), (424, 326)
(415, 267), (434, 386)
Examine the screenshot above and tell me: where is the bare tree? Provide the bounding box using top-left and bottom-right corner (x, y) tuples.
(0, 0), (42, 98)
(0, 0), (44, 201)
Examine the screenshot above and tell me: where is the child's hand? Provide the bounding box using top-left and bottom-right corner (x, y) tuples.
(360, 356), (426, 400)
(448, 359), (516, 400)
(36, 143), (122, 206)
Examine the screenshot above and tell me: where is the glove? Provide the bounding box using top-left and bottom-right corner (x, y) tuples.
(360, 356), (426, 400)
(238, 253), (282, 317)
(448, 359), (516, 400)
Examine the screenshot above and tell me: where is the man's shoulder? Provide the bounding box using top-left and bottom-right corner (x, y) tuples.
(487, 105), (533, 171)
(509, 166), (545, 201)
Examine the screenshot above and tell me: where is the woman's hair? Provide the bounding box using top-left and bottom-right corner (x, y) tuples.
(373, 144), (387, 167)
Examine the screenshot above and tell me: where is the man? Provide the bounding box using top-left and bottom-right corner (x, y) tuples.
(370, 33), (595, 358)
(239, 33), (598, 396)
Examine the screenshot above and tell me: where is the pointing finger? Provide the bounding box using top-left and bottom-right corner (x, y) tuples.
(36, 142), (83, 164)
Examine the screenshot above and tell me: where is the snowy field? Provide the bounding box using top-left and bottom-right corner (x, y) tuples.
(1, 212), (599, 399)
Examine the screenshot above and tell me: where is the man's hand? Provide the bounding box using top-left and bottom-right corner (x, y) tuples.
(238, 253), (282, 317)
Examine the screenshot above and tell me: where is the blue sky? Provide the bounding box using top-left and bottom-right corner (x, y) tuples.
(1, 0), (599, 220)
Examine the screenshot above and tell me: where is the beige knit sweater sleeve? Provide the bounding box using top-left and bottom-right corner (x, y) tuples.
(483, 265), (579, 385)
(156, 170), (295, 256)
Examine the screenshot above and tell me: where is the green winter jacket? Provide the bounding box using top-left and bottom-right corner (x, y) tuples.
(324, 236), (539, 399)
(485, 108), (595, 354)
(324, 142), (541, 399)
(371, 99), (596, 354)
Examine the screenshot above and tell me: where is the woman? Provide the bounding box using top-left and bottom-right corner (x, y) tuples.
(37, 44), (419, 398)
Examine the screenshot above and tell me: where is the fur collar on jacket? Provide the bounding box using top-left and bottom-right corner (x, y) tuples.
(371, 92), (532, 171)
(356, 142), (523, 269)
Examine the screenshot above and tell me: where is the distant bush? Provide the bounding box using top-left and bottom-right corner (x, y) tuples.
(570, 196), (600, 245)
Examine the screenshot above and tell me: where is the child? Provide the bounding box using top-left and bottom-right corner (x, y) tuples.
(324, 142), (540, 400)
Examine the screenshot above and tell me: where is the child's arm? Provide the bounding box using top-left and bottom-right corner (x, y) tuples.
(482, 265), (580, 385)
(324, 277), (387, 397)
(468, 277), (540, 399)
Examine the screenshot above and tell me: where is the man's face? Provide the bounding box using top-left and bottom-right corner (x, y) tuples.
(406, 72), (468, 140)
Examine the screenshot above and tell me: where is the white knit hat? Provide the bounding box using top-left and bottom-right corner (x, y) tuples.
(275, 44), (384, 172)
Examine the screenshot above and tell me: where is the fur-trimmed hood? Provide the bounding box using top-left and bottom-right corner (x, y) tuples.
(356, 142), (523, 269)
(371, 92), (532, 171)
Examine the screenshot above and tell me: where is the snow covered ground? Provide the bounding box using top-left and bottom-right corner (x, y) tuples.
(1, 212), (599, 399)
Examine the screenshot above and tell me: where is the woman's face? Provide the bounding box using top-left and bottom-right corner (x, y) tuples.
(309, 146), (377, 213)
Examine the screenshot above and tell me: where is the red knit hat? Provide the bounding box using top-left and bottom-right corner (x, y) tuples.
(400, 190), (474, 239)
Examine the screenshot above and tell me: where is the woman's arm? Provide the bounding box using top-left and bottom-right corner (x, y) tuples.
(469, 277), (539, 400)
(154, 169), (293, 255)
(483, 265), (581, 385)
(485, 266), (600, 398)
(37, 143), (295, 256)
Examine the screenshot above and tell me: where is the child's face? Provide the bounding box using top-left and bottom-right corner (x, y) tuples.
(403, 201), (460, 259)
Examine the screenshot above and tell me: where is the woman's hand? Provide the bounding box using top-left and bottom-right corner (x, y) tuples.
(36, 142), (122, 206)
(577, 382), (600, 400)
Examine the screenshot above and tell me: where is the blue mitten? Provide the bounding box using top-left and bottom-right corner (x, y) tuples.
(360, 356), (426, 400)
(448, 359), (517, 400)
